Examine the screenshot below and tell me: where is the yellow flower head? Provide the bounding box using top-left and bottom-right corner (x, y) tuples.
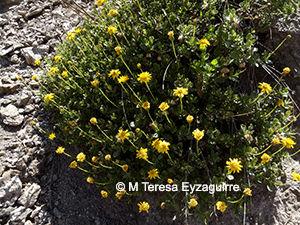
(271, 137), (280, 145)
(158, 102), (169, 112)
(31, 75), (37, 80)
(82, 28), (86, 32)
(108, 9), (118, 16)
(34, 60), (41, 66)
(61, 71), (68, 78)
(157, 140), (170, 154)
(261, 153), (271, 164)
(167, 179), (173, 184)
(76, 152), (86, 162)
(87, 177), (94, 184)
(226, 158), (243, 174)
(49, 133), (55, 140)
(115, 45), (122, 55)
(105, 154), (111, 160)
(92, 156), (98, 162)
(90, 117), (97, 124)
(115, 192), (123, 200)
(66, 32), (75, 41)
(96, 0), (105, 6)
(192, 129), (204, 141)
(142, 101), (150, 110)
(283, 67), (291, 74)
(278, 98), (284, 106)
(258, 82), (272, 94)
(69, 161), (77, 168)
(56, 146), (65, 154)
(137, 63), (141, 68)
(16, 76), (22, 80)
(281, 138), (296, 148)
(30, 121), (35, 125)
(138, 201), (150, 213)
(108, 69), (121, 79)
(122, 164), (129, 172)
(107, 26), (117, 35)
(168, 31), (174, 38)
(44, 93), (54, 102)
(148, 168), (159, 179)
(186, 115), (194, 123)
(49, 67), (58, 74)
(189, 198), (198, 207)
(70, 121), (76, 127)
(152, 139), (161, 149)
(116, 129), (130, 142)
(216, 201), (227, 212)
(54, 56), (61, 62)
(292, 172), (300, 181)
(243, 188), (252, 196)
(173, 87), (188, 99)
(137, 71), (152, 83)
(118, 76), (129, 83)
(91, 80), (99, 86)
(120, 189), (126, 195)
(197, 38), (210, 47)
(136, 147), (148, 160)
(101, 190), (108, 198)
(75, 28), (81, 33)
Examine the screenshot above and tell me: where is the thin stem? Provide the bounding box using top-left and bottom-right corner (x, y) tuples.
(120, 55), (135, 78)
(86, 159), (112, 169)
(126, 83), (142, 102)
(254, 144), (271, 156)
(128, 139), (138, 149)
(145, 83), (155, 99)
(166, 152), (175, 164)
(77, 166), (92, 173)
(146, 110), (155, 124)
(290, 148), (300, 157)
(97, 87), (117, 108)
(77, 126), (104, 143)
(96, 124), (113, 141)
(196, 140), (200, 156)
(171, 40), (179, 68)
(115, 20), (131, 46)
(180, 98), (183, 112)
(272, 146), (285, 156)
(165, 113), (171, 124)
(250, 92), (263, 104)
(265, 36), (289, 61)
(228, 194), (245, 204)
(265, 105), (278, 118)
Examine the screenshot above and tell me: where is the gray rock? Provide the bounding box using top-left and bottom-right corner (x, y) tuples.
(0, 104), (24, 126)
(26, 6), (44, 18)
(7, 206), (33, 225)
(0, 206), (16, 217)
(24, 104), (35, 113)
(25, 221), (34, 225)
(0, 0), (22, 7)
(0, 41), (23, 57)
(0, 175), (22, 208)
(17, 183), (41, 207)
(0, 83), (20, 94)
(20, 47), (42, 65)
(30, 205), (43, 219)
(0, 17), (8, 26)
(10, 54), (20, 64)
(17, 92), (32, 106)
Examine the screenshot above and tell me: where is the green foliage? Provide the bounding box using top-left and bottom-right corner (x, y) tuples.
(38, 0), (297, 221)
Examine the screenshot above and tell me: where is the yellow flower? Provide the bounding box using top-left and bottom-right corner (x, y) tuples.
(192, 129), (204, 141)
(105, 154), (111, 160)
(54, 56), (61, 62)
(62, 71), (68, 78)
(148, 169), (159, 179)
(158, 102), (169, 111)
(56, 146), (65, 154)
(197, 38), (210, 47)
(69, 161), (77, 168)
(49, 67), (58, 74)
(226, 158), (243, 174)
(167, 179), (173, 184)
(173, 87), (188, 99)
(186, 115), (194, 123)
(87, 177), (94, 184)
(108, 9), (118, 16)
(168, 31), (174, 38)
(283, 67), (291, 74)
(118, 76), (129, 83)
(92, 156), (98, 162)
(258, 82), (272, 94)
(29, 121), (35, 125)
(90, 117), (97, 124)
(16, 76), (22, 80)
(76, 152), (86, 162)
(271, 137), (280, 145)
(120, 189), (126, 195)
(292, 172), (300, 181)
(49, 133), (55, 140)
(108, 69), (121, 79)
(70, 121), (76, 127)
(66, 32), (75, 40)
(278, 98), (284, 106)
(136, 147), (148, 160)
(82, 28), (86, 32)
(44, 93), (54, 102)
(157, 140), (170, 154)
(116, 129), (130, 142)
(107, 26), (117, 35)
(243, 188), (252, 196)
(138, 202), (150, 213)
(152, 139), (161, 149)
(142, 101), (150, 110)
(122, 164), (128, 172)
(137, 63), (141, 68)
(101, 190), (108, 198)
(115, 192), (123, 200)
(137, 71), (152, 83)
(189, 198), (198, 207)
(261, 153), (271, 164)
(281, 138), (296, 148)
(135, 128), (140, 133)
(216, 201), (227, 212)
(90, 80), (99, 86)
(34, 60), (41, 66)
(96, 0), (105, 6)
(31, 75), (37, 80)
(115, 45), (122, 55)
(75, 28), (81, 33)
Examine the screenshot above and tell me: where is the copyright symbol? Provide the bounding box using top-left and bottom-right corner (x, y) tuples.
(116, 182), (125, 191)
